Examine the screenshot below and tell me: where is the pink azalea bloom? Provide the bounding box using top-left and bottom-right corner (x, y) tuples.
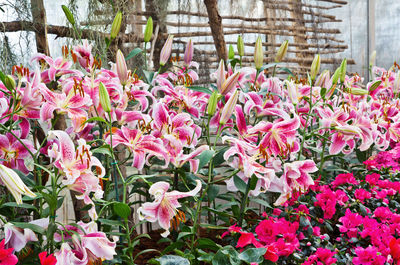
(106, 126), (169, 170)
(138, 180), (202, 237)
(0, 239), (18, 265)
(39, 252), (57, 265)
(353, 246), (387, 265)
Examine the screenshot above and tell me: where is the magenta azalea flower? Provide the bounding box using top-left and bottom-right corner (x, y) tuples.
(138, 180), (202, 237)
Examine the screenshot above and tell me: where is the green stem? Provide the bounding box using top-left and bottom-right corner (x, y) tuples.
(238, 179), (252, 227)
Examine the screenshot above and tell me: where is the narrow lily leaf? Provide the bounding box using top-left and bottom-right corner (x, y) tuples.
(126, 47), (143, 61)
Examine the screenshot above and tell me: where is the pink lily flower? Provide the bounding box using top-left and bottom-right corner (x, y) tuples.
(72, 40), (95, 71)
(31, 54), (78, 83)
(138, 179), (202, 237)
(106, 126), (169, 170)
(223, 136), (277, 196)
(54, 237), (88, 265)
(253, 117), (300, 158)
(4, 223), (38, 252)
(243, 91), (289, 119)
(0, 127), (35, 174)
(274, 160), (318, 206)
(40, 86), (92, 132)
(151, 102), (201, 149)
(48, 131), (105, 219)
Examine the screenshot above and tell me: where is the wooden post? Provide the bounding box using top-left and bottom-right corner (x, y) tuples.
(30, 0), (49, 55)
(289, 0), (309, 72)
(204, 0), (227, 62)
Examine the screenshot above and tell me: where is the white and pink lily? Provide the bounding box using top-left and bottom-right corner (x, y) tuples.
(138, 180), (202, 237)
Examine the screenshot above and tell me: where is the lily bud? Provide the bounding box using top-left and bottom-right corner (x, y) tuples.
(254, 36), (263, 70)
(315, 70), (330, 88)
(207, 90), (219, 116)
(220, 72), (240, 95)
(369, 50), (376, 67)
(0, 164), (36, 204)
(275, 40), (289, 63)
(144, 17), (153, 43)
(368, 80), (382, 94)
(110, 11), (122, 40)
(61, 5), (75, 26)
(310, 54), (321, 81)
(159, 35), (174, 66)
(332, 67), (340, 85)
(285, 80), (298, 105)
(339, 58), (347, 83)
(334, 125), (361, 135)
(394, 71), (400, 95)
(4, 75), (16, 90)
(228, 44), (235, 60)
(116, 50), (128, 86)
(184, 39), (194, 66)
(237, 35), (244, 57)
(349, 87), (368, 95)
(99, 82), (112, 113)
(220, 90), (239, 125)
(216, 60), (226, 92)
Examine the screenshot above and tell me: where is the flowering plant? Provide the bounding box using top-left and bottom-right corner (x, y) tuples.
(1, 9), (400, 265)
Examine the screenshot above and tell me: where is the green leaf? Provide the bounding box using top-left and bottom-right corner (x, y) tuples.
(213, 147), (228, 166)
(207, 185), (219, 201)
(278, 67), (294, 76)
(212, 250), (230, 265)
(126, 47), (143, 60)
(144, 70), (155, 84)
(320, 87), (327, 98)
(1, 202), (38, 212)
(98, 218), (124, 227)
(113, 202), (131, 219)
(258, 62), (280, 73)
(196, 149), (215, 172)
(84, 117), (108, 125)
(196, 238), (221, 251)
(12, 222), (45, 234)
(92, 146), (112, 157)
(177, 232), (193, 241)
(249, 174), (258, 191)
(156, 255), (190, 265)
(250, 198), (272, 209)
(238, 248), (266, 264)
(233, 175), (247, 193)
(187, 86), (212, 95)
(220, 246), (241, 265)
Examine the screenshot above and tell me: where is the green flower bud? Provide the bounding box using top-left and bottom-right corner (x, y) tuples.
(110, 11), (122, 40)
(339, 58), (347, 83)
(349, 87), (368, 95)
(332, 67), (340, 85)
(310, 54), (321, 81)
(61, 5), (75, 26)
(144, 17), (153, 43)
(254, 36), (263, 70)
(99, 82), (111, 113)
(275, 40), (289, 63)
(4, 75), (16, 91)
(237, 35), (244, 57)
(207, 90), (219, 116)
(228, 44), (235, 60)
